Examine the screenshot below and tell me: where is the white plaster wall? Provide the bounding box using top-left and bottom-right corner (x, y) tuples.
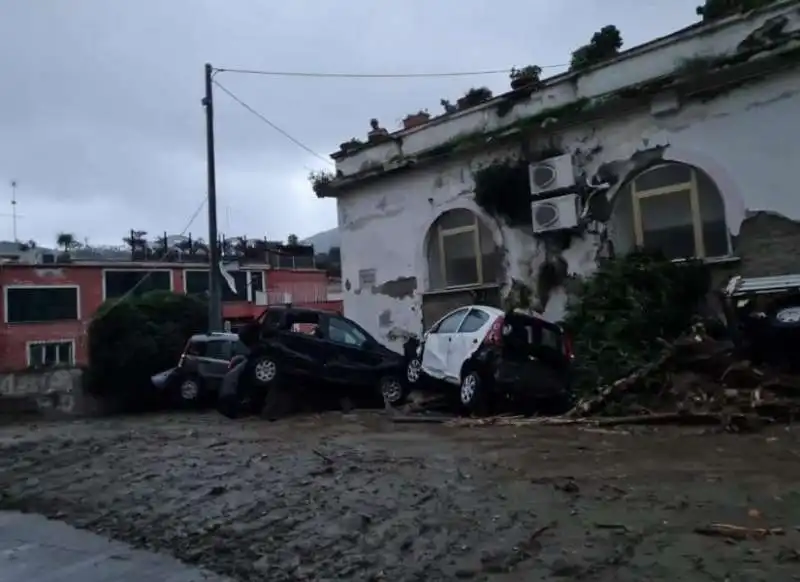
(338, 66), (800, 349)
(335, 0), (800, 177)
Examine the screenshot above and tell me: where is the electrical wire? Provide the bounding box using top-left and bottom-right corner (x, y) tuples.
(92, 195), (209, 322)
(213, 64), (568, 78)
(212, 79), (333, 166)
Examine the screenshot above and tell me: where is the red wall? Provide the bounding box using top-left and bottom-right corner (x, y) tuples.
(0, 264), (341, 373)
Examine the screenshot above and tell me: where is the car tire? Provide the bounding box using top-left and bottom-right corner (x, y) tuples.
(380, 375), (407, 407)
(460, 370), (489, 416)
(174, 376), (202, 408)
(251, 354), (280, 387)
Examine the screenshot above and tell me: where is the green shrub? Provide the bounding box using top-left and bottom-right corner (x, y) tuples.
(562, 251), (710, 396)
(87, 291), (208, 408)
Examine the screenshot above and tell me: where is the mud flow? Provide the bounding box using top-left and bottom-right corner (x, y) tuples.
(1, 412), (799, 581)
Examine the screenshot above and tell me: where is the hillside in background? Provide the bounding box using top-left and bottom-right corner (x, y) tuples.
(303, 227), (340, 254)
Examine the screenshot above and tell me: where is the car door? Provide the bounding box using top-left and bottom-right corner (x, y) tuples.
(319, 315), (380, 388)
(282, 312), (331, 377)
(445, 308), (494, 380)
(421, 308), (469, 382)
(200, 339), (234, 390)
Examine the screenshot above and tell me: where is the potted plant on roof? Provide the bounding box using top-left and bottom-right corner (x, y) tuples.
(309, 169), (336, 197)
(457, 87), (493, 110)
(402, 109), (430, 130)
(510, 65), (543, 90)
(339, 137), (363, 154)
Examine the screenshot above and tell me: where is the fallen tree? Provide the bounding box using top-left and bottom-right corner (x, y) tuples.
(561, 251), (712, 402)
(566, 324), (800, 421)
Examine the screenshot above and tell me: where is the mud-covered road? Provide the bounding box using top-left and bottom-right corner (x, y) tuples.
(0, 411), (799, 581)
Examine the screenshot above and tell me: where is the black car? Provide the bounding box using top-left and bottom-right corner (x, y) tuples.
(152, 332), (249, 407)
(405, 305), (574, 415)
(217, 305), (407, 418)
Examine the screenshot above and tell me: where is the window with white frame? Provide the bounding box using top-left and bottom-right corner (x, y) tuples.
(426, 209), (501, 290)
(184, 269), (256, 302)
(103, 270), (171, 300)
(612, 163), (729, 260)
(27, 340), (75, 368)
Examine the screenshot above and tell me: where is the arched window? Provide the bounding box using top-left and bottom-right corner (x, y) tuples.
(611, 163), (729, 260)
(426, 209), (500, 290)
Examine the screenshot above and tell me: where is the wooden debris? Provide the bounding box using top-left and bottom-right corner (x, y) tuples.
(694, 522), (785, 541)
(561, 328), (800, 428)
(392, 415), (451, 424)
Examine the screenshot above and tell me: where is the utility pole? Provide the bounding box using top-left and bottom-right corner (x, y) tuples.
(10, 180), (18, 242)
(203, 63), (223, 332)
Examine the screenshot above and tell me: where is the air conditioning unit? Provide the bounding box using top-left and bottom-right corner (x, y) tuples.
(531, 193), (581, 234)
(528, 153), (578, 196)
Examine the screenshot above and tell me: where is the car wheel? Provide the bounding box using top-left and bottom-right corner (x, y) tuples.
(252, 355), (279, 386)
(460, 370), (489, 415)
(174, 376), (202, 408)
(380, 375), (406, 406)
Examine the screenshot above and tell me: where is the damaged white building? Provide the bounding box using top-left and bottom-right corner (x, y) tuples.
(317, 1), (800, 351)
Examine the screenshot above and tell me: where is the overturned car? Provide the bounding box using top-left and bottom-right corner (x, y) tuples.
(217, 305), (407, 419)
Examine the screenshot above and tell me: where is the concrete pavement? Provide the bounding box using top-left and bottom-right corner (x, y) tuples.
(0, 511), (232, 582)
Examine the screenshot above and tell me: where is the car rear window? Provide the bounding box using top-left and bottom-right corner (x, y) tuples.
(504, 313), (563, 348)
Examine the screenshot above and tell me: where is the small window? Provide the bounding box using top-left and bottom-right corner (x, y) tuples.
(205, 340), (231, 360)
(458, 309), (491, 333)
(258, 308), (283, 329)
(327, 317), (368, 347)
(358, 269), (376, 288)
(28, 341), (74, 368)
(431, 309), (467, 334)
(185, 339), (206, 356)
(285, 311), (321, 335)
(231, 341), (250, 357)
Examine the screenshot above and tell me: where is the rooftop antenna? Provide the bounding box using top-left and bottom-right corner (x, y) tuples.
(10, 180), (18, 241)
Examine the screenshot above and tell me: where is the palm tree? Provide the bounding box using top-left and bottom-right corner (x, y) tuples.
(191, 237), (208, 256)
(122, 229), (148, 260)
(153, 233), (169, 260)
(56, 232), (76, 253)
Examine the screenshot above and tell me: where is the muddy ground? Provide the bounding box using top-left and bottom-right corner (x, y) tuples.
(0, 411), (798, 581)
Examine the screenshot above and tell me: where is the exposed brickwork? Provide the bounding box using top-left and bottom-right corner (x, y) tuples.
(734, 212), (800, 278)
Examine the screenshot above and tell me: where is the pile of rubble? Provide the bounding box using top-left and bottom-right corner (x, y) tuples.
(568, 324), (800, 420)
(449, 324), (800, 431)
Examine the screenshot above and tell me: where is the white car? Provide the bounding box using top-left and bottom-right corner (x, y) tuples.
(406, 305), (573, 414)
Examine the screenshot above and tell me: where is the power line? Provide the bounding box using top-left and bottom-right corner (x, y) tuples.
(92, 195), (209, 322)
(212, 79), (333, 166)
(181, 196), (207, 233)
(213, 64), (568, 79)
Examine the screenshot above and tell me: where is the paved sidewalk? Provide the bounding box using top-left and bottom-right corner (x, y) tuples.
(0, 511), (231, 582)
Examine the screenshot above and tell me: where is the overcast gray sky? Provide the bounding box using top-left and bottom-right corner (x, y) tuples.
(0, 0), (703, 248)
